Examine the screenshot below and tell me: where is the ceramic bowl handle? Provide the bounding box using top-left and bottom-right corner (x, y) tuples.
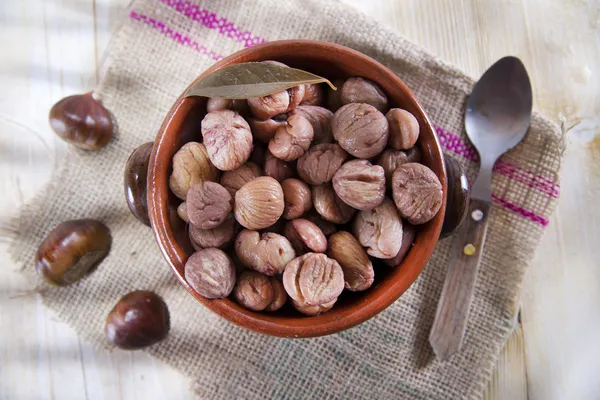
(440, 156), (470, 239)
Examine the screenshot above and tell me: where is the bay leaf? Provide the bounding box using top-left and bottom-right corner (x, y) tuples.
(184, 62), (336, 99)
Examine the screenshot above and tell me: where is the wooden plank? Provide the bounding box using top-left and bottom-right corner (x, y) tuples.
(483, 322), (528, 400)
(0, 0), (192, 399)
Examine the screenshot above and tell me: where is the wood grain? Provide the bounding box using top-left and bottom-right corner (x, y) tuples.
(0, 0), (598, 399)
(0, 0), (191, 399)
(429, 199), (491, 361)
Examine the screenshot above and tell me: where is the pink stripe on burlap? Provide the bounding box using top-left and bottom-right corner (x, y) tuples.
(435, 126), (560, 198)
(492, 195), (549, 226)
(158, 0), (267, 48)
(129, 10), (224, 60)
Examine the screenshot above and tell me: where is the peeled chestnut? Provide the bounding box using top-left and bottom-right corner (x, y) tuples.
(124, 142), (153, 226)
(35, 219), (111, 286)
(49, 92), (113, 150)
(105, 290), (170, 350)
(234, 176), (284, 230)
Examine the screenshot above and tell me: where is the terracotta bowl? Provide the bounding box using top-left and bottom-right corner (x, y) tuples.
(147, 40), (447, 338)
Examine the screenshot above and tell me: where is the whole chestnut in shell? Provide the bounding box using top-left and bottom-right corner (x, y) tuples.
(36, 219), (111, 286)
(105, 290), (170, 350)
(49, 92), (113, 150)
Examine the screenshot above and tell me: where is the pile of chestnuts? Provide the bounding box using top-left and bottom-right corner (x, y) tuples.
(173, 63), (443, 316)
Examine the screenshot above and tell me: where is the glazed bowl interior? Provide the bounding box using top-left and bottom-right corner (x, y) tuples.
(148, 40), (447, 338)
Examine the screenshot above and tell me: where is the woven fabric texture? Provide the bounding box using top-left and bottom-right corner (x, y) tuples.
(10, 0), (563, 399)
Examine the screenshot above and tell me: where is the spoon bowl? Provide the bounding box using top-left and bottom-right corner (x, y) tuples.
(465, 56), (533, 200)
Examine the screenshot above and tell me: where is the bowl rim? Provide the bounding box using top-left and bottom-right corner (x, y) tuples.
(147, 39), (447, 338)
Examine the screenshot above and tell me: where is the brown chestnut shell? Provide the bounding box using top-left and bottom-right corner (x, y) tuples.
(105, 290), (170, 350)
(35, 219), (111, 286)
(49, 92), (113, 151)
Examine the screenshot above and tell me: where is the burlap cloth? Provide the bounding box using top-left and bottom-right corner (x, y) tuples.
(10, 0), (564, 399)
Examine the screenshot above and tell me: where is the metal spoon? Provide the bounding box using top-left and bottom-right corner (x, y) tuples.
(429, 56), (533, 361)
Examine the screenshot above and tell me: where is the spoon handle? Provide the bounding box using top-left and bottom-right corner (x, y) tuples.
(429, 198), (492, 361)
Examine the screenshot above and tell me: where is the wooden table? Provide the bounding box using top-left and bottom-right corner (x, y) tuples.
(1, 1), (598, 399)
